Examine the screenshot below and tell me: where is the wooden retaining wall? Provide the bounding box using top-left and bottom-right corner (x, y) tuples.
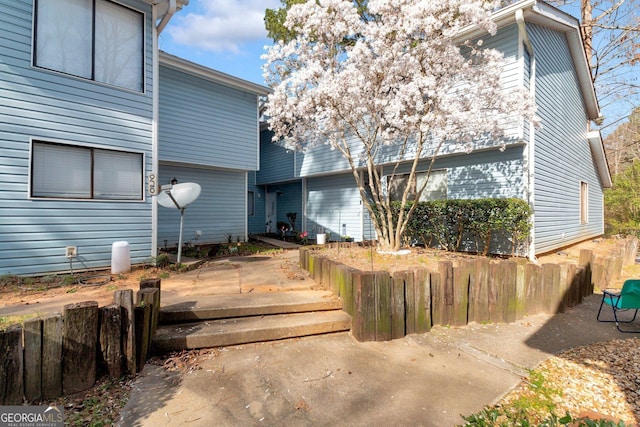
(300, 236), (638, 342)
(0, 279), (161, 405)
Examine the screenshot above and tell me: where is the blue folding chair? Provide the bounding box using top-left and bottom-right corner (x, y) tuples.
(597, 279), (640, 333)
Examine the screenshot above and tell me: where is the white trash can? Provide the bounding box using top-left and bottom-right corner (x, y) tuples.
(316, 233), (326, 245)
(111, 241), (131, 274)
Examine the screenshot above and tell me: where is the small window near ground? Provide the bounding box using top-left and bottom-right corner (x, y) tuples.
(248, 191), (255, 216)
(387, 169), (447, 202)
(580, 181), (588, 224)
(31, 141), (143, 200)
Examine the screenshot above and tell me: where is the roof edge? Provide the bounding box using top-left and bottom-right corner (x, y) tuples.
(588, 130), (613, 188)
(159, 51), (272, 96)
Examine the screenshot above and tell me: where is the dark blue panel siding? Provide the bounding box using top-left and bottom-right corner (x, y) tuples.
(247, 172), (267, 234)
(0, 0), (155, 275)
(256, 130), (297, 184)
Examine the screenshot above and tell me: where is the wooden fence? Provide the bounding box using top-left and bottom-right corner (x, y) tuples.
(300, 236), (638, 342)
(0, 279), (161, 405)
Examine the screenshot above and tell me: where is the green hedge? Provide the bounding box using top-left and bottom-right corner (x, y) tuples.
(395, 198), (532, 255)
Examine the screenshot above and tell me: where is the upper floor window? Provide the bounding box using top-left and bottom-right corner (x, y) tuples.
(31, 141), (144, 200)
(34, 0), (144, 92)
(388, 169), (448, 202)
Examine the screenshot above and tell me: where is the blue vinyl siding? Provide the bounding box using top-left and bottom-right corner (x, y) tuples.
(247, 172), (267, 234)
(265, 181), (303, 231)
(307, 174), (365, 241)
(159, 65), (260, 170)
(527, 23), (604, 254)
(0, 0), (155, 275)
(283, 24), (524, 179)
(158, 165), (247, 246)
(256, 130), (296, 184)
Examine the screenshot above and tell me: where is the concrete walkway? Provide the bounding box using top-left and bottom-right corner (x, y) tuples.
(116, 255), (630, 427)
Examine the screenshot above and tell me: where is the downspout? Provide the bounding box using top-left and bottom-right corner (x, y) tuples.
(516, 9), (537, 262)
(156, 0), (177, 34)
(152, 1), (181, 259)
(151, 3), (160, 261)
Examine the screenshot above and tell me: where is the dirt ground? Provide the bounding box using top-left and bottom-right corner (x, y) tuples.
(1, 236), (634, 316)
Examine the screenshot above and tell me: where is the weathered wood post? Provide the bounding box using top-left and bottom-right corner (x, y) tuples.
(114, 289), (136, 375)
(134, 303), (152, 372)
(468, 258), (489, 323)
(0, 324), (24, 404)
(42, 315), (63, 399)
(137, 287), (160, 338)
(99, 304), (124, 379)
(23, 318), (43, 402)
(63, 301), (99, 395)
(408, 268), (431, 334)
(452, 262), (471, 326)
(140, 277), (162, 310)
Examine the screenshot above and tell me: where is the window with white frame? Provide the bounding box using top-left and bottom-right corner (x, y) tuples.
(34, 0), (144, 92)
(580, 181), (588, 224)
(387, 169), (448, 202)
(31, 141), (143, 200)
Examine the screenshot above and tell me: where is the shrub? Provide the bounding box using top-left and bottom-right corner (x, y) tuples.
(394, 198), (532, 256)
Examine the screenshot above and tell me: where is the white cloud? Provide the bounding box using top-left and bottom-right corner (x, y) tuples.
(168, 0), (281, 53)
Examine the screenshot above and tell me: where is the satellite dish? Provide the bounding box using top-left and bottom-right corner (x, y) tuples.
(157, 182), (201, 209)
(156, 182), (202, 266)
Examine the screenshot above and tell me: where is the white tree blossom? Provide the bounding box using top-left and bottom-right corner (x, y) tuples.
(263, 0), (537, 251)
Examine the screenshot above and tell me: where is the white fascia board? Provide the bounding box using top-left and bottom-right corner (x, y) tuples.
(159, 51), (272, 96)
(588, 130), (612, 188)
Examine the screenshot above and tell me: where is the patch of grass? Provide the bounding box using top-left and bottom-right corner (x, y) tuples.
(61, 378), (132, 427)
(66, 287), (78, 294)
(460, 370), (627, 426)
(0, 313), (39, 328)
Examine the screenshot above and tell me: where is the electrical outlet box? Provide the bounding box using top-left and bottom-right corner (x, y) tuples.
(65, 246), (77, 258)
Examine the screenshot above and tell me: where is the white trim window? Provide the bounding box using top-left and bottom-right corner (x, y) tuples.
(34, 0), (144, 92)
(31, 141), (143, 200)
(387, 169), (448, 202)
(580, 181), (589, 224)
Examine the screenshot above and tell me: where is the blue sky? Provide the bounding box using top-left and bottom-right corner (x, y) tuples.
(160, 0), (281, 86)
(159, 1), (584, 87)
(158, 1), (631, 132)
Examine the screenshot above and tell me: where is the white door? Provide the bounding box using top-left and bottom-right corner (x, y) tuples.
(265, 192), (277, 233)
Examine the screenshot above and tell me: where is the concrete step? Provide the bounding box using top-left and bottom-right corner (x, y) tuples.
(159, 290), (342, 324)
(152, 310), (352, 354)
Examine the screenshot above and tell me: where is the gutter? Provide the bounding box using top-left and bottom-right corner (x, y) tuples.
(588, 131), (613, 188)
(157, 0), (177, 34)
(516, 9), (538, 262)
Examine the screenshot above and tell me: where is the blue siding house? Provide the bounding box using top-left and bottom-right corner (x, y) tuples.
(157, 53), (270, 250)
(0, 0), (269, 276)
(256, 0), (611, 259)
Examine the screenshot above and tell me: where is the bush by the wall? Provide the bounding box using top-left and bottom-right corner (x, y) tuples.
(396, 198), (532, 256)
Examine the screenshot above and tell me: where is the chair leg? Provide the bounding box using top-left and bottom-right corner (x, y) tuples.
(615, 309), (640, 333)
(597, 294), (618, 323)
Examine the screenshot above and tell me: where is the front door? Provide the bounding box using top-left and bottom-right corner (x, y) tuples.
(265, 192), (277, 233)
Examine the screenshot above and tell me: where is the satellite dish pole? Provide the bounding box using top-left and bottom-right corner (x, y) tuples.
(157, 180), (201, 266)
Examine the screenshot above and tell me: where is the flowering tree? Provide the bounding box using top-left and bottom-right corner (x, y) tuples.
(263, 0), (537, 251)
